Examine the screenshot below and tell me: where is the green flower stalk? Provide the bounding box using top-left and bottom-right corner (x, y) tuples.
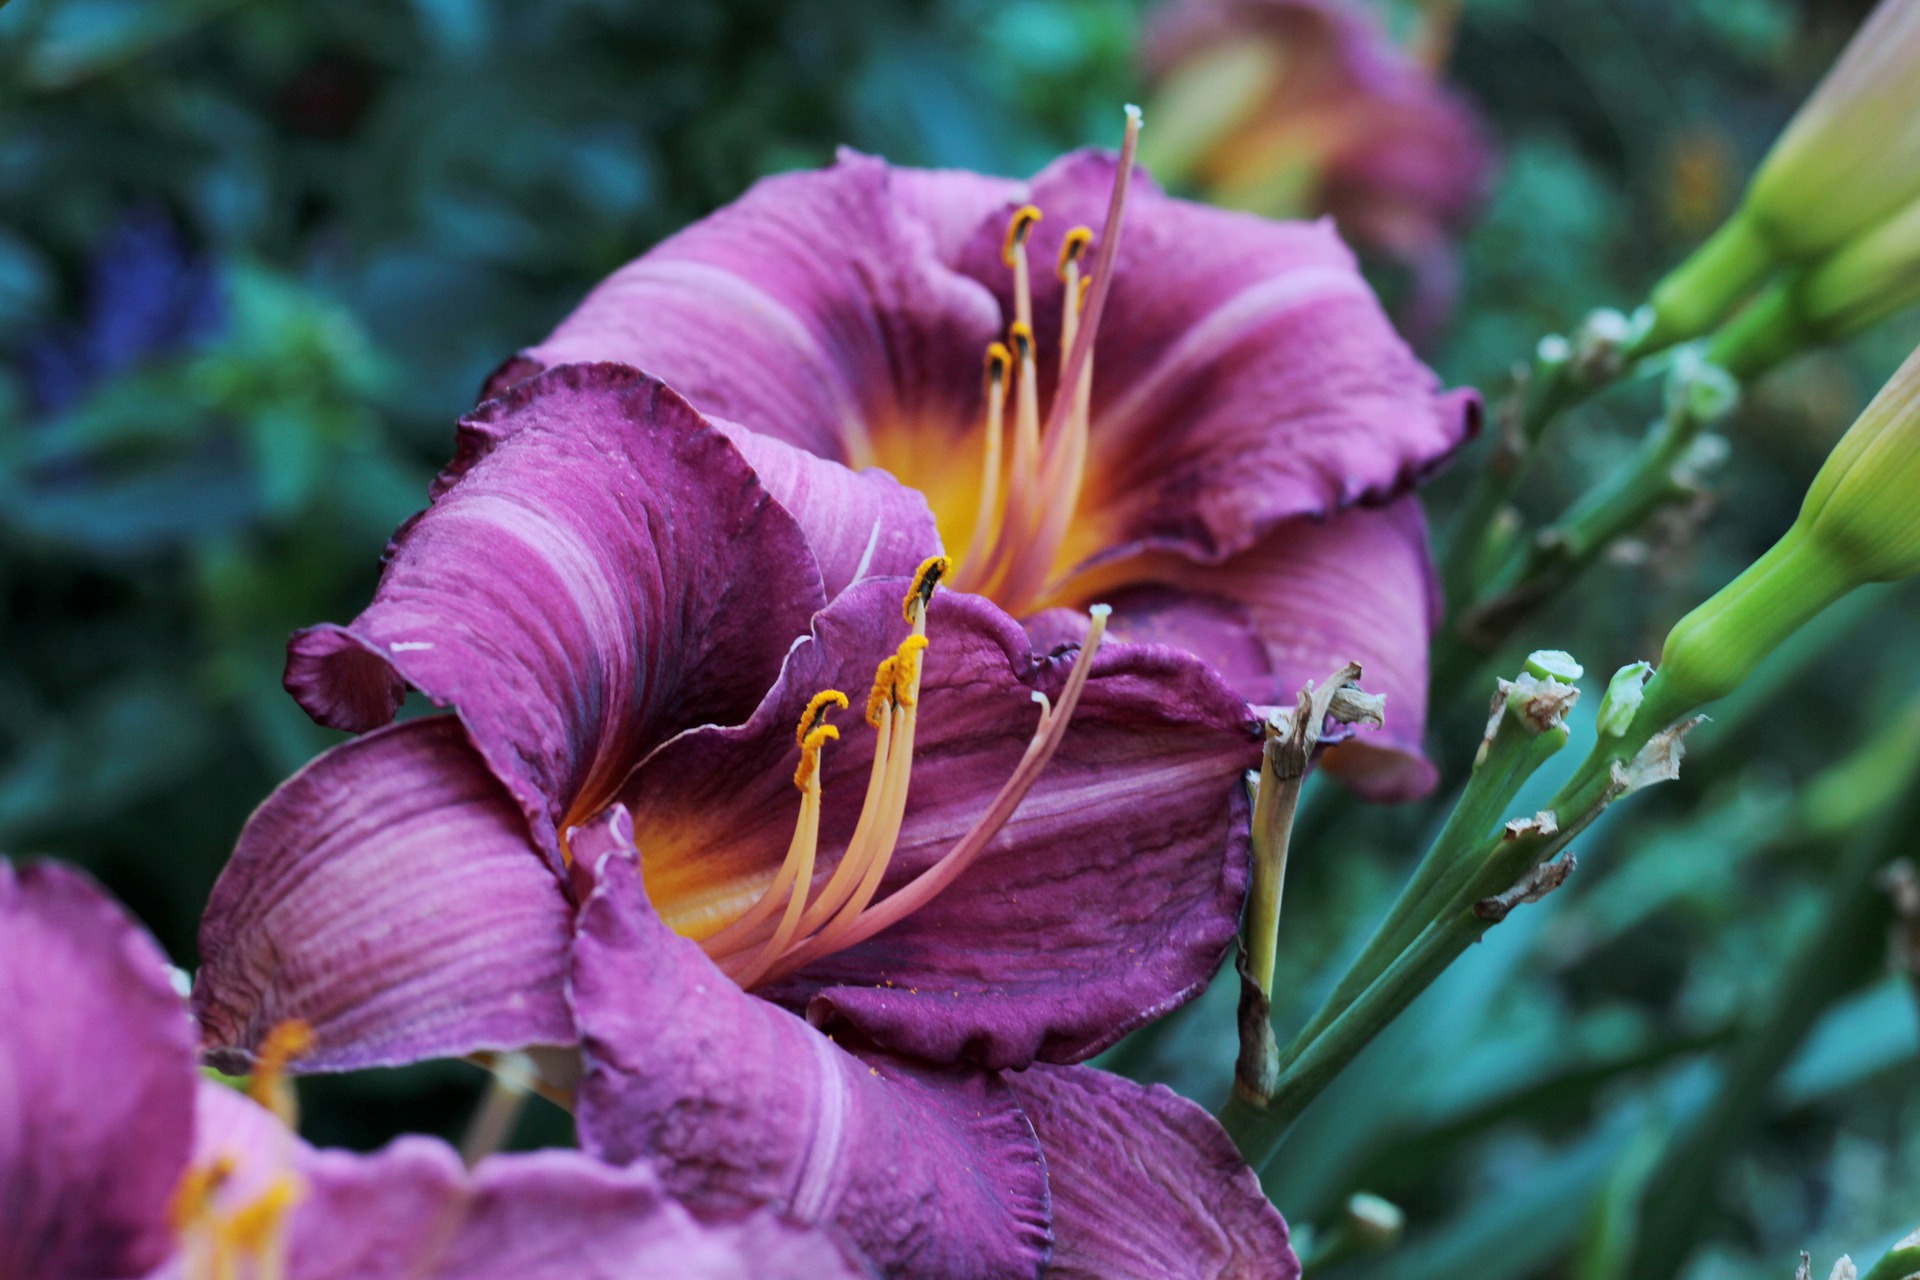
(1648, 340), (1920, 719)
(1638, 0), (1920, 353)
(1225, 344), (1920, 1165)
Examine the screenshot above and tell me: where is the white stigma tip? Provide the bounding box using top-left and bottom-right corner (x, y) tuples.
(1088, 603), (1113, 619)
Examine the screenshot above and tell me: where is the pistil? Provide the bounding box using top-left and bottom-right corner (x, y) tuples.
(698, 558), (1111, 989)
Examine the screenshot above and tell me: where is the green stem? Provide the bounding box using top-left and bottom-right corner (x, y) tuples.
(1226, 681), (1690, 1168)
(1636, 212), (1774, 357)
(1286, 711), (1566, 1054)
(1456, 413), (1717, 652)
(1441, 355), (1580, 608)
(1244, 761), (1299, 1001)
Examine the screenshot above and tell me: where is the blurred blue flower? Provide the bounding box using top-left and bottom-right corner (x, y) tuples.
(23, 208), (224, 417)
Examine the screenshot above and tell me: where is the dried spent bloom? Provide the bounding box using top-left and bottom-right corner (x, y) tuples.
(0, 859), (869, 1280)
(1139, 0), (1494, 339)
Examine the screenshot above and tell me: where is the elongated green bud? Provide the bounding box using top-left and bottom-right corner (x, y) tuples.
(1745, 0), (1920, 261)
(1647, 343), (1920, 717)
(1638, 0), (1920, 353)
(1709, 191), (1920, 379)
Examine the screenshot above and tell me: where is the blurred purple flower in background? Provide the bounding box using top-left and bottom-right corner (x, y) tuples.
(1140, 0), (1495, 343)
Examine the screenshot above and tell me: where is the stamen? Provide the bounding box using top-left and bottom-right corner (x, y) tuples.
(1057, 227), (1093, 280)
(793, 724), (840, 790)
(904, 555), (950, 624)
(765, 605), (1113, 979)
(960, 343), (1012, 574)
(866, 657), (899, 728)
(172, 1153), (304, 1280)
(170, 1157), (236, 1232)
(797, 689), (849, 744)
(978, 314), (1044, 597)
(951, 109), (1140, 614)
(248, 1020), (313, 1129)
(1004, 108), (1142, 611)
(1006, 321), (1035, 361)
(220, 1176), (301, 1280)
(699, 692), (845, 962)
(1001, 204), (1043, 268)
(710, 578), (1101, 992)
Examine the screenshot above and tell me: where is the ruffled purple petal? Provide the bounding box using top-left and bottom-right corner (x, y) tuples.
(1054, 496), (1441, 800)
(710, 417), (944, 595)
(194, 717), (574, 1073)
(1005, 1066), (1297, 1280)
(511, 155), (1004, 466)
(289, 1140), (874, 1280)
(0, 860), (194, 1280)
(284, 364), (824, 857)
(569, 829), (1052, 1280)
(624, 579), (1259, 1069)
(947, 148), (1477, 564)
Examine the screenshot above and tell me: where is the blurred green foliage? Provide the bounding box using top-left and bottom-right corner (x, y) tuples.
(2, 0), (1915, 1275)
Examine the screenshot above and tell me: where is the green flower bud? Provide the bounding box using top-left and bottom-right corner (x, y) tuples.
(1709, 193), (1920, 379)
(1647, 343), (1920, 718)
(1745, 0), (1920, 262)
(1800, 343), (1920, 582)
(1638, 0), (1920, 353)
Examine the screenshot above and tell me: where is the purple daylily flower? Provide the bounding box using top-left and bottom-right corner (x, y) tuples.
(182, 137), (1461, 1276)
(191, 381), (1288, 1271)
(0, 858), (868, 1280)
(486, 135), (1477, 800)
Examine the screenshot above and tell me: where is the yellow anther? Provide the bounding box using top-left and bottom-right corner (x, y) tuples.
(1057, 227), (1093, 279)
(247, 1020), (314, 1128)
(904, 555), (950, 622)
(1008, 321), (1034, 361)
(169, 1155), (236, 1230)
(892, 635), (931, 708)
(867, 656), (899, 727)
(796, 689), (850, 745)
(794, 724), (840, 791)
(1001, 204), (1042, 267)
(984, 341), (1012, 385)
(221, 1175), (302, 1254)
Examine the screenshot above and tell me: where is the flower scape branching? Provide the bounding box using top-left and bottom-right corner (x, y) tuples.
(10, 2), (1920, 1278)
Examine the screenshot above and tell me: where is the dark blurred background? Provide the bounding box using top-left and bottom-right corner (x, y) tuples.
(2, 1), (1914, 1276)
